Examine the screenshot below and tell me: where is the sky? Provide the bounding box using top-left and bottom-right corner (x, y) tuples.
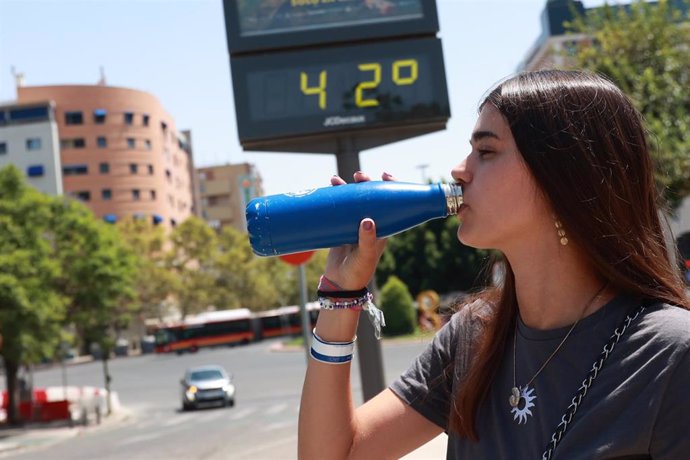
(0, 0), (609, 196)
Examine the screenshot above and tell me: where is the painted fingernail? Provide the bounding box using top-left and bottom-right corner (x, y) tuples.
(363, 220), (373, 231)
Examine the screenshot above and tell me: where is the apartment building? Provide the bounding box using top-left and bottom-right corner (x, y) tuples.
(197, 163), (263, 232)
(16, 84), (198, 228)
(0, 101), (63, 195)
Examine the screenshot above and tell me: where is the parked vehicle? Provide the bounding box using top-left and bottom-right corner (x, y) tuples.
(180, 365), (235, 410)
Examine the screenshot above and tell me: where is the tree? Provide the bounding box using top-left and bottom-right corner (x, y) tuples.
(376, 217), (490, 297)
(117, 217), (175, 320)
(51, 199), (138, 414)
(379, 276), (416, 336)
(567, 0), (690, 207)
(0, 166), (67, 425)
(167, 217), (219, 318)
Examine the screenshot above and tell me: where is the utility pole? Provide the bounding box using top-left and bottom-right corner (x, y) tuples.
(336, 137), (386, 402)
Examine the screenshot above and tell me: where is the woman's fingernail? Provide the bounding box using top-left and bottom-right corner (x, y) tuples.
(383, 171), (392, 177)
(363, 220), (373, 231)
(354, 170), (363, 175)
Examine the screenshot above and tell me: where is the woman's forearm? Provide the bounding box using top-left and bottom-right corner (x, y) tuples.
(298, 309), (361, 459)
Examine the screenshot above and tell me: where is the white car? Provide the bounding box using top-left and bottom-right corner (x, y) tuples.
(181, 365), (235, 410)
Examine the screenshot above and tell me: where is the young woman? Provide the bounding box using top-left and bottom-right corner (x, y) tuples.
(298, 70), (690, 459)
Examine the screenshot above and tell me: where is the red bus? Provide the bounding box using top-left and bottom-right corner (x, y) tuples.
(154, 309), (254, 354)
(253, 303), (319, 340)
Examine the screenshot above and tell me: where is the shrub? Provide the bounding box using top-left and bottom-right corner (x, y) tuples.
(379, 276), (416, 337)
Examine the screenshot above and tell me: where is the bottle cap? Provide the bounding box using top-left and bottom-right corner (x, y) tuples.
(442, 183), (463, 215)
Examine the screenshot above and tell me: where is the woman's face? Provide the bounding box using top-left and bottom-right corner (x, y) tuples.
(451, 104), (553, 252)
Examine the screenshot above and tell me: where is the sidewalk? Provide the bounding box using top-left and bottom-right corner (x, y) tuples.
(0, 392), (128, 457)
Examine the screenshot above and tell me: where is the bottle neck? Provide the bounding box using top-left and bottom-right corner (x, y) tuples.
(441, 183), (463, 216)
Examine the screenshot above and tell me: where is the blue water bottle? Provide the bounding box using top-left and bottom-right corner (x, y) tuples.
(246, 181), (463, 256)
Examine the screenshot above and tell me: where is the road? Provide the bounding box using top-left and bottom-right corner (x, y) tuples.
(2, 337), (432, 459)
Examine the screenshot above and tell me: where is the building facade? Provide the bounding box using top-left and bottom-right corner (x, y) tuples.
(0, 101), (63, 195)
(16, 84), (198, 228)
(197, 163), (263, 232)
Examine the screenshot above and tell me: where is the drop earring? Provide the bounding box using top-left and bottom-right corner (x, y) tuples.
(555, 219), (568, 246)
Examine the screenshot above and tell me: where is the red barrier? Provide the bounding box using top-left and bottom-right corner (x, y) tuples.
(2, 390), (70, 422)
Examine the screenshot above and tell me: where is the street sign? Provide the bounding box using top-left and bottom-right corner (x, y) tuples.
(279, 251), (315, 266)
(231, 37), (449, 151)
(223, 0), (438, 53)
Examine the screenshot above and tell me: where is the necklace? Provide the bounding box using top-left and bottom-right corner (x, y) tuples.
(509, 283), (608, 424)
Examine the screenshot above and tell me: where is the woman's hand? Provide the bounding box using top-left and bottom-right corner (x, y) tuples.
(323, 171), (395, 290)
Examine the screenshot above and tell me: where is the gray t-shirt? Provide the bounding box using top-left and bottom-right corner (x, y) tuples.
(390, 295), (690, 459)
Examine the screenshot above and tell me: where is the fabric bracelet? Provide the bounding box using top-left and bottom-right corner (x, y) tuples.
(310, 329), (355, 365)
(317, 287), (369, 299)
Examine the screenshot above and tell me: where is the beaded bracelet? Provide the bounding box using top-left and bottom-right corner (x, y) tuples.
(310, 329), (355, 365)
(318, 292), (373, 311)
(316, 276), (386, 339)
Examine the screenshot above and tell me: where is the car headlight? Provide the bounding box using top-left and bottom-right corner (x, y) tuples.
(185, 385), (198, 400)
(223, 384), (235, 394)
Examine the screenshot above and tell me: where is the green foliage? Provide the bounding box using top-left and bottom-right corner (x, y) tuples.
(51, 198), (138, 351)
(0, 165), (67, 364)
(379, 276), (416, 336)
(167, 217), (218, 318)
(376, 216), (490, 297)
(117, 217), (174, 320)
(566, 0), (690, 207)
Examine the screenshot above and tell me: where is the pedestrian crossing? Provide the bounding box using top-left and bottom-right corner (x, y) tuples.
(128, 400), (300, 433)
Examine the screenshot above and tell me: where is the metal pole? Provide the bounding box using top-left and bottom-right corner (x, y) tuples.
(336, 137), (386, 402)
(299, 264), (312, 364)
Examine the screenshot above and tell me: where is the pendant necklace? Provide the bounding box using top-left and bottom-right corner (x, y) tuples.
(509, 283), (608, 424)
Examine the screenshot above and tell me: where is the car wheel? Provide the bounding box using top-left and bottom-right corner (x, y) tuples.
(227, 399), (235, 408)
(182, 402), (193, 411)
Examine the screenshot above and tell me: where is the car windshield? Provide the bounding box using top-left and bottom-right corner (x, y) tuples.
(190, 369), (224, 381)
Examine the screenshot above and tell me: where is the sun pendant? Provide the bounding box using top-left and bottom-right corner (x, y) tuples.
(509, 386), (537, 425)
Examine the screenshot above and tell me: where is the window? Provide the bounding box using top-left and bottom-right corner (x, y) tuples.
(0, 142), (6, 154)
(99, 163), (110, 174)
(170, 218), (177, 227)
(97, 136), (107, 148)
(75, 191), (91, 201)
(150, 190), (157, 200)
(124, 112), (134, 125)
(127, 138), (136, 149)
(148, 164), (154, 175)
(161, 121), (168, 133)
(143, 114), (150, 126)
(27, 165), (44, 177)
(26, 138), (42, 150)
(60, 138), (85, 149)
(93, 109), (107, 124)
(165, 169), (172, 181)
(130, 163), (138, 174)
(9, 107), (49, 122)
(103, 214), (117, 223)
(132, 189), (141, 200)
(62, 164), (88, 175)
(152, 214), (163, 225)
(144, 139), (151, 150)
(65, 111), (83, 125)
(102, 189), (112, 200)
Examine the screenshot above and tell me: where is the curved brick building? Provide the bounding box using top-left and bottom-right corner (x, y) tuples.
(17, 84), (198, 228)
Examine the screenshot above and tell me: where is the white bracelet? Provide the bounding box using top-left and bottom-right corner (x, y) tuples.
(310, 329), (356, 365)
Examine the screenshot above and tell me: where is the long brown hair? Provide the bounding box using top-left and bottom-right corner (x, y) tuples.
(450, 69), (689, 440)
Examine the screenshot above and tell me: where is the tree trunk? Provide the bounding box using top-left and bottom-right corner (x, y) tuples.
(102, 356), (112, 415)
(3, 357), (22, 426)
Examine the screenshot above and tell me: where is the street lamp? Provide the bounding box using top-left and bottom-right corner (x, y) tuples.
(416, 164), (429, 183)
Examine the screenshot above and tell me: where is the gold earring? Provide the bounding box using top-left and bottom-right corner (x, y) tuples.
(555, 219), (568, 246)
